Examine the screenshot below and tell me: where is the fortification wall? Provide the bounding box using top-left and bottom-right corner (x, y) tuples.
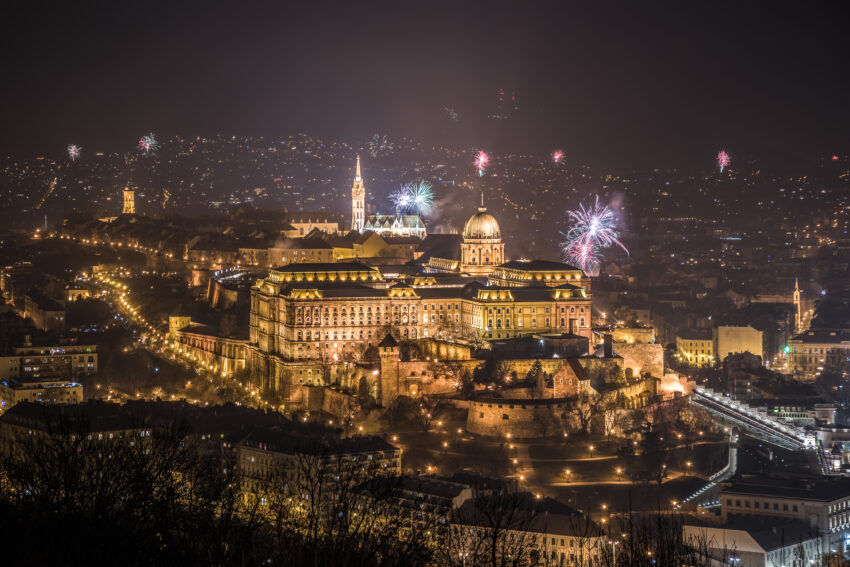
(466, 398), (572, 439)
(614, 343), (664, 377)
(297, 385), (360, 418)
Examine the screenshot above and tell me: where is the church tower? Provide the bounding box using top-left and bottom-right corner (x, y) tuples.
(794, 278), (802, 332)
(351, 156), (365, 232)
(122, 186), (135, 215)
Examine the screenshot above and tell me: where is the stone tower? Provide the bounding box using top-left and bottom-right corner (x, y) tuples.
(122, 186), (135, 215)
(351, 156), (365, 232)
(378, 333), (400, 407)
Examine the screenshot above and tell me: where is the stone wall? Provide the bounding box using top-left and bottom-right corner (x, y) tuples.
(419, 339), (472, 361)
(466, 398), (572, 439)
(614, 343), (664, 378)
(296, 385), (360, 419)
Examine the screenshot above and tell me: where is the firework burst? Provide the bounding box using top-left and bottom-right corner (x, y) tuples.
(67, 144), (81, 161)
(474, 150), (490, 176)
(552, 150), (564, 166)
(390, 181), (434, 216)
(406, 180), (433, 215)
(444, 107), (459, 122)
(561, 196), (628, 276)
(369, 134), (394, 158)
(390, 187), (412, 212)
(717, 150), (730, 173)
(138, 133), (159, 155)
(563, 235), (602, 276)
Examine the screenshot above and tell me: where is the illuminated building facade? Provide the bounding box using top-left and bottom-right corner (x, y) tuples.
(788, 329), (850, 380)
(123, 186), (135, 215)
(246, 254), (593, 397)
(676, 331), (715, 366)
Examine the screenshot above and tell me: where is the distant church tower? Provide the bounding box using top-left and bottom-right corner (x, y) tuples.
(351, 156), (365, 232)
(794, 278), (802, 332)
(122, 186), (135, 215)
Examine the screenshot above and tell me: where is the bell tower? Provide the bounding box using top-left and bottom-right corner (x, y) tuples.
(351, 156), (365, 232)
(794, 278), (802, 332)
(122, 185), (135, 215)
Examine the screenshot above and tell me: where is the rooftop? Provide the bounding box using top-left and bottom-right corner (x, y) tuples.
(722, 475), (850, 501)
(241, 423), (397, 455)
(497, 259), (582, 272)
(270, 261), (378, 273)
(791, 329), (850, 344)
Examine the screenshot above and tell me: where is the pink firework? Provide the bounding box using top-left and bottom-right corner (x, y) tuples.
(67, 144), (81, 162)
(717, 150), (731, 173)
(137, 133), (158, 155)
(552, 150), (564, 165)
(474, 150), (490, 176)
(563, 234), (601, 276)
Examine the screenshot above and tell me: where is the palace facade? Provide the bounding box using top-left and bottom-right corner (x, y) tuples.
(246, 204), (593, 397)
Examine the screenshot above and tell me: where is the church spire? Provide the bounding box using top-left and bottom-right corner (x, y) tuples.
(351, 156), (365, 232)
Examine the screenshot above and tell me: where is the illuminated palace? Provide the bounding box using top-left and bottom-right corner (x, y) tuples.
(246, 203), (593, 390)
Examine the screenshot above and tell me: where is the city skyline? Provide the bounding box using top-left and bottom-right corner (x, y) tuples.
(2, 3), (850, 565)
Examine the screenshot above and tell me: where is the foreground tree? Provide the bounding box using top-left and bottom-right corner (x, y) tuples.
(0, 415), (266, 565)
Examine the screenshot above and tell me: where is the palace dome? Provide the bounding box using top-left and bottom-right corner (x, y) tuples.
(463, 207), (501, 240)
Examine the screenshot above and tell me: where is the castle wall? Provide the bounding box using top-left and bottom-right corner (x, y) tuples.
(297, 385), (360, 419)
(466, 398), (571, 439)
(614, 343), (664, 378)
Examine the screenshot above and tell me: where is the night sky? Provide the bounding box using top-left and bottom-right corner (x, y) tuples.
(3, 1), (849, 167)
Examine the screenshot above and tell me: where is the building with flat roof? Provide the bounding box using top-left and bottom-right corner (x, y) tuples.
(0, 342), (97, 381)
(0, 378), (83, 410)
(720, 475), (850, 555)
(677, 329), (715, 366)
(788, 329), (850, 380)
(683, 518), (825, 567)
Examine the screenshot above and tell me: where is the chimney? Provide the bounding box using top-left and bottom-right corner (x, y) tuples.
(603, 334), (613, 358)
(568, 318), (577, 335)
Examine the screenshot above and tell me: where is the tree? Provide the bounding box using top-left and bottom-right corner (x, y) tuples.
(436, 490), (542, 567)
(525, 360), (544, 395)
(418, 394), (450, 433)
(260, 448), (436, 567)
(381, 396), (422, 432)
(0, 414), (265, 565)
(570, 391), (601, 435)
(600, 396), (625, 442)
(218, 312), (237, 338)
